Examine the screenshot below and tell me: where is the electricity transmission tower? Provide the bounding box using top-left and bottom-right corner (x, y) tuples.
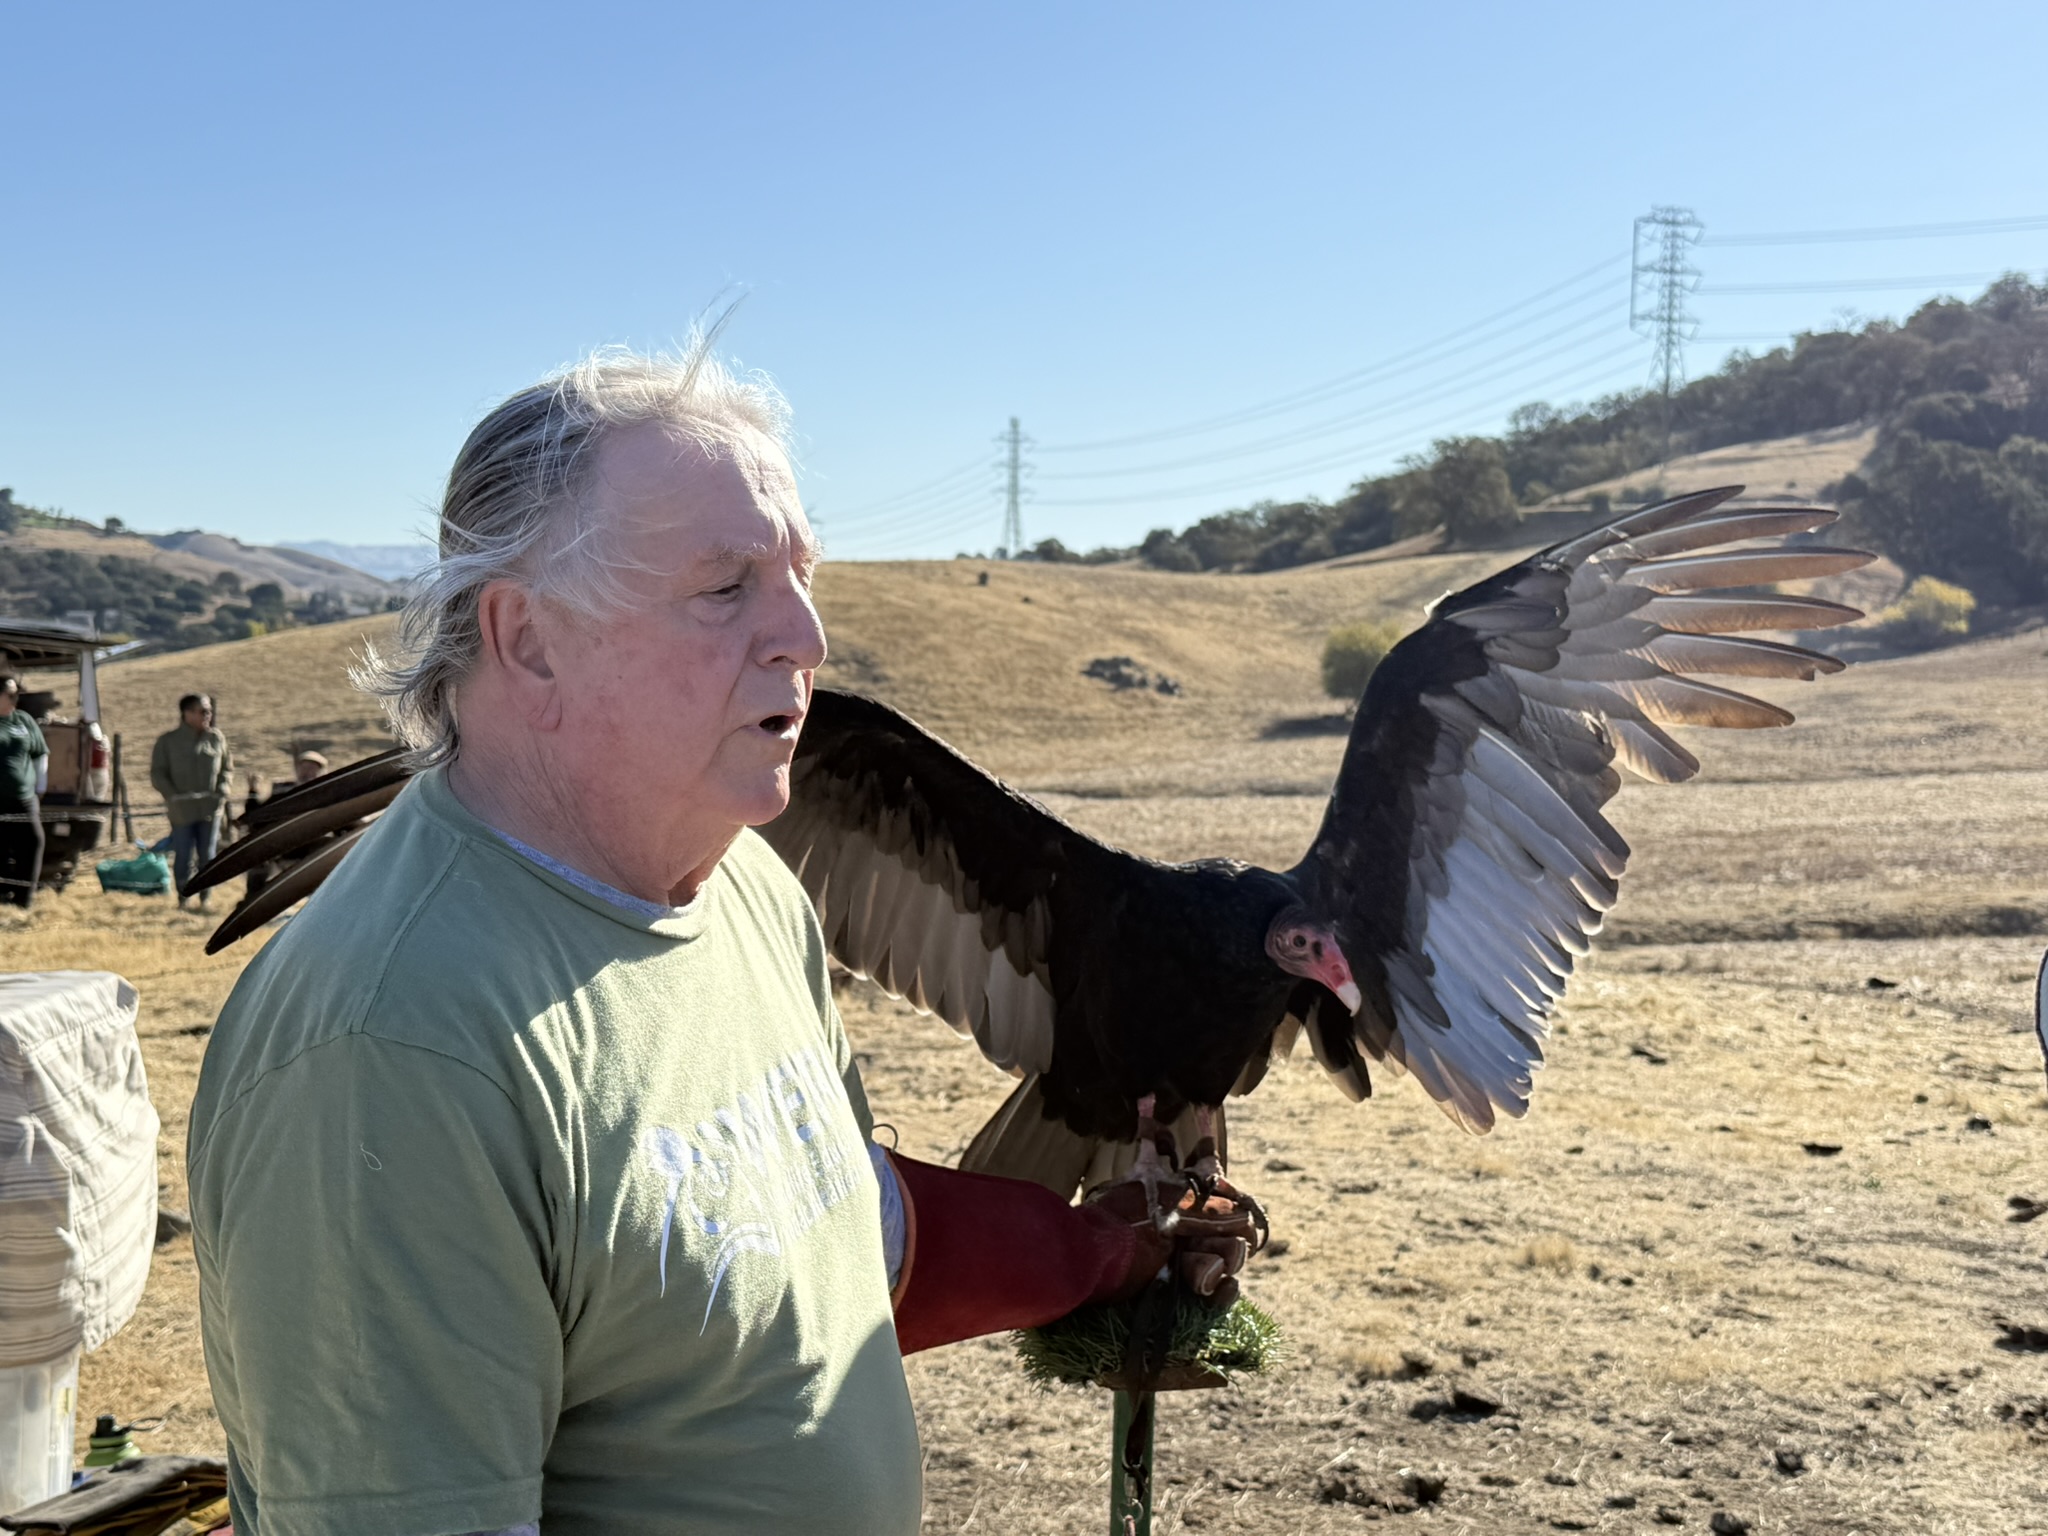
(1631, 206), (1704, 460)
(997, 416), (1032, 556)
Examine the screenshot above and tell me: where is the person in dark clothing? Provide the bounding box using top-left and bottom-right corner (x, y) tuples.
(150, 693), (233, 908)
(0, 674), (49, 909)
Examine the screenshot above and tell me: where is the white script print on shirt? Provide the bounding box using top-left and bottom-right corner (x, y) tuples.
(643, 1043), (868, 1333)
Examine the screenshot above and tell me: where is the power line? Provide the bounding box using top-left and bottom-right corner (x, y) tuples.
(817, 454), (990, 524)
(1035, 308), (1625, 485)
(1699, 270), (2021, 295)
(820, 485), (998, 542)
(1033, 303), (1623, 483)
(1034, 254), (1629, 454)
(1033, 338), (1648, 509)
(1704, 213), (2048, 247)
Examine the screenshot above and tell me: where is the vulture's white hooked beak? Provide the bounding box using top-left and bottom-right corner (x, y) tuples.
(1309, 929), (1363, 1016)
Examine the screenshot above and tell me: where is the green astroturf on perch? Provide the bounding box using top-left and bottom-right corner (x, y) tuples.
(1013, 1294), (1284, 1390)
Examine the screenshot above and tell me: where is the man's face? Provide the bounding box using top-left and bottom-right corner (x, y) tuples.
(536, 421), (827, 880)
(183, 700), (214, 731)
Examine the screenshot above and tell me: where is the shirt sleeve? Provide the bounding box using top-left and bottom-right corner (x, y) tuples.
(214, 733), (234, 794)
(191, 1033), (562, 1536)
(826, 998), (877, 1143)
(148, 734), (173, 800)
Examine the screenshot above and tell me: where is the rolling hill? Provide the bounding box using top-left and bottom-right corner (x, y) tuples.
(3, 525), (397, 604)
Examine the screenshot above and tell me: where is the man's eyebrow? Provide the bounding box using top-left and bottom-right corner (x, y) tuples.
(792, 527), (822, 578)
(692, 542), (775, 573)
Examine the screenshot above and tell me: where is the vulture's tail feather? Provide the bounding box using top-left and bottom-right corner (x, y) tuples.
(962, 1077), (1228, 1201)
(961, 1076), (1102, 1197)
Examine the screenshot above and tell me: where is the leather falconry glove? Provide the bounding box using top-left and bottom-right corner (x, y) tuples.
(886, 1153), (1254, 1355)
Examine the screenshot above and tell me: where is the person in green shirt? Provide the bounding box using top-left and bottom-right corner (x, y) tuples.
(0, 673), (49, 908)
(150, 692), (233, 907)
(188, 349), (1249, 1536)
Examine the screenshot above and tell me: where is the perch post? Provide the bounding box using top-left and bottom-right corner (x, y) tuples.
(1110, 1388), (1155, 1535)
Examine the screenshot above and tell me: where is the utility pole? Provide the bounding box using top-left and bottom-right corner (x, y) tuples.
(999, 416), (1028, 556)
(1631, 206), (1704, 463)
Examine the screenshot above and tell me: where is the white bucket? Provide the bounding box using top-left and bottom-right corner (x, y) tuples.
(0, 1351), (78, 1517)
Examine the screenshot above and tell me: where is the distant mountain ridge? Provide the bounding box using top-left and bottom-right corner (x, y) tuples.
(147, 530), (400, 599)
(283, 540), (437, 584)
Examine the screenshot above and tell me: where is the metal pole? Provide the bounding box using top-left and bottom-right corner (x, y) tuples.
(1004, 417), (1023, 555)
(113, 733), (134, 844)
(1110, 1389), (1153, 1536)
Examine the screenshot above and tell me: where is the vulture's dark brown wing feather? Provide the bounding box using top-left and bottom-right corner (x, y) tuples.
(188, 779), (406, 895)
(762, 687), (1137, 1078)
(1296, 487), (1869, 1132)
(197, 752), (417, 948)
(203, 824), (372, 954)
(234, 748), (410, 831)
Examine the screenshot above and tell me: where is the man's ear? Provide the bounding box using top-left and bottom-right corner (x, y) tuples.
(474, 580), (564, 731)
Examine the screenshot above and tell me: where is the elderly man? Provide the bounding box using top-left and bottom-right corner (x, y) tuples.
(0, 674), (49, 909)
(150, 692), (233, 907)
(187, 352), (1245, 1536)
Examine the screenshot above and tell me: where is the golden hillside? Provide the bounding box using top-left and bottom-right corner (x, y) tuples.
(1537, 424), (1878, 507)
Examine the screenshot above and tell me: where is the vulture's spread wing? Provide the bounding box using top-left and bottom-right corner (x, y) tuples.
(1296, 487), (1869, 1132)
(762, 688), (1122, 1077)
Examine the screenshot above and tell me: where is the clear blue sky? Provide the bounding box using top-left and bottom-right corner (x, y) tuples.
(5, 2), (2046, 560)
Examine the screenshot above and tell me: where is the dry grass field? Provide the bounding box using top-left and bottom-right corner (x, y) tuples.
(1537, 427), (1880, 511)
(7, 543), (2044, 1534)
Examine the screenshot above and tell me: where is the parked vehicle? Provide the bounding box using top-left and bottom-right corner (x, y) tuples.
(0, 620), (116, 890)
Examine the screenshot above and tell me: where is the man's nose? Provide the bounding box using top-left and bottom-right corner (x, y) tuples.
(766, 579), (828, 672)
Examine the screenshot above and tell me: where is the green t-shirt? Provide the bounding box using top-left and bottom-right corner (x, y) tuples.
(1, 710), (46, 802)
(187, 768), (922, 1536)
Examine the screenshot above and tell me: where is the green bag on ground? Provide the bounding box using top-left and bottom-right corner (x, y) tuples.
(95, 851), (172, 895)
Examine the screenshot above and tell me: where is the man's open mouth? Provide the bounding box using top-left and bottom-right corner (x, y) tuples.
(758, 711), (802, 737)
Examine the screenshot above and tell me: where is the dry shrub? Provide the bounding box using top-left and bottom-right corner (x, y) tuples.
(1320, 620), (1405, 705)
(1873, 575), (1976, 649)
(1467, 1150), (1515, 1180)
(1518, 1234), (1578, 1274)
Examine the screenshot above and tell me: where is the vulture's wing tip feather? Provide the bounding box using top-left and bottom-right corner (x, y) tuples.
(202, 823), (371, 952)
(1303, 489), (1864, 1122)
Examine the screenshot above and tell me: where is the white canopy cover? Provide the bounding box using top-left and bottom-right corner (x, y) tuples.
(0, 973), (158, 1365)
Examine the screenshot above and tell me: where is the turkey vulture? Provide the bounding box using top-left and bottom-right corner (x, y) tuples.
(189, 488), (1869, 1198)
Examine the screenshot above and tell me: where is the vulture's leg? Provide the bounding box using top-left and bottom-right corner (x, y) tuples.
(1186, 1104), (1224, 1179)
(1187, 1103), (1270, 1254)
(1128, 1095), (1187, 1233)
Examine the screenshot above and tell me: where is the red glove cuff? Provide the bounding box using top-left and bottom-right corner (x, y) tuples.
(886, 1152), (1142, 1355)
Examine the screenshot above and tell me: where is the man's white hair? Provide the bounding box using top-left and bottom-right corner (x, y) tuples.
(361, 341), (792, 765)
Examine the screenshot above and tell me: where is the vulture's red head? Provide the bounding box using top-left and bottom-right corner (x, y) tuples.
(1265, 908), (1363, 1015)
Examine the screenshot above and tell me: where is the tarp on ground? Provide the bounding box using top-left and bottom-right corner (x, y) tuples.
(0, 973), (158, 1365)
